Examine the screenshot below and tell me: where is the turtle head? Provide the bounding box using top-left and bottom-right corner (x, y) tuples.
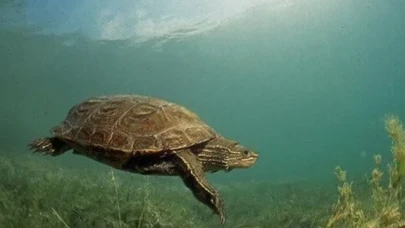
(197, 137), (258, 172)
(222, 139), (258, 170)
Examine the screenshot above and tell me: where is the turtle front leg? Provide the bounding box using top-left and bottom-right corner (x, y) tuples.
(172, 149), (225, 225)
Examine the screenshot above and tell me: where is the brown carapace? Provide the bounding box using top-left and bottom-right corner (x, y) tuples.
(28, 94), (258, 225)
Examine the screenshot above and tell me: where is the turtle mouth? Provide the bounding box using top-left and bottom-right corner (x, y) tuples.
(233, 156), (258, 168)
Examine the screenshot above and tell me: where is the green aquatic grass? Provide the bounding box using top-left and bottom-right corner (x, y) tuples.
(0, 153), (401, 228)
(2, 115), (405, 228)
(0, 157), (401, 228)
(0, 154), (202, 228)
(0, 153), (336, 228)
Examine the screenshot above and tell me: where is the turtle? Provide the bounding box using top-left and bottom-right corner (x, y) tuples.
(28, 94), (258, 224)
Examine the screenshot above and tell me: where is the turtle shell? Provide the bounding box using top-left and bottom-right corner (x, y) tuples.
(51, 95), (217, 154)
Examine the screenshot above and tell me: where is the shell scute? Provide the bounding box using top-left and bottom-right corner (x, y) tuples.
(90, 129), (111, 146)
(109, 132), (132, 151)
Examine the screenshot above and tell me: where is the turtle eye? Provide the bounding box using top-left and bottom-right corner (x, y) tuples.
(243, 150), (250, 156)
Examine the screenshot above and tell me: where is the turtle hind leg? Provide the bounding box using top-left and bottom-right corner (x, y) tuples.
(172, 149), (225, 225)
(28, 137), (71, 156)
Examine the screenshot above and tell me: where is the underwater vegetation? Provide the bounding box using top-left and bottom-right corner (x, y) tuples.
(326, 115), (405, 228)
(0, 114), (404, 228)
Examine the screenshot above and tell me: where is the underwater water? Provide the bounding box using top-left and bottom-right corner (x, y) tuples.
(1, 0), (405, 227)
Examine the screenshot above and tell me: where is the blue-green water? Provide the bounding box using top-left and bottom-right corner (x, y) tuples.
(1, 1), (405, 227)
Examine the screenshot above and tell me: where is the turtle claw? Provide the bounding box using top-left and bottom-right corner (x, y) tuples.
(220, 214), (226, 225)
(211, 195), (225, 225)
(29, 138), (52, 153)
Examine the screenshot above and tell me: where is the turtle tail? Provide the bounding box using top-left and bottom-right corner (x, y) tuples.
(28, 137), (71, 156)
